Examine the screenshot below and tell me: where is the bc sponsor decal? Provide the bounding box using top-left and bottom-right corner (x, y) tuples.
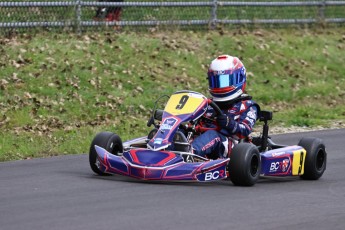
(270, 162), (280, 172)
(196, 163), (228, 181)
(269, 158), (290, 173)
(205, 170), (225, 181)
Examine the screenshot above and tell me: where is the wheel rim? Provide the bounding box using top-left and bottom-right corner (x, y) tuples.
(250, 155), (259, 176)
(316, 148), (326, 171)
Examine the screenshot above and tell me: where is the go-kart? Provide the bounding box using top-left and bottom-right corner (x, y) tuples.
(89, 90), (327, 186)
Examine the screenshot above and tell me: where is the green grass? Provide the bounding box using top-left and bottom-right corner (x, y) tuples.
(1, 28), (345, 161)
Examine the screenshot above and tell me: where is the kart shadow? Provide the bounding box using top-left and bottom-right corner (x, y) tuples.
(258, 176), (301, 184)
(86, 173), (302, 187)
(87, 173), (234, 187)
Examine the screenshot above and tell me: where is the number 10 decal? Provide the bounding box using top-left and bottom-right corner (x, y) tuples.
(175, 95), (189, 110)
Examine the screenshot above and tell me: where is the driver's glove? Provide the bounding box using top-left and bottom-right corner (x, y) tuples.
(216, 114), (231, 128)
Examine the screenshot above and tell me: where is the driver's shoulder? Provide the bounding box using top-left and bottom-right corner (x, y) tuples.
(244, 99), (260, 109)
(238, 99), (260, 115)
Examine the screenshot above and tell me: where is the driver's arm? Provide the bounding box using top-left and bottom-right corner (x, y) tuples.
(217, 103), (258, 138)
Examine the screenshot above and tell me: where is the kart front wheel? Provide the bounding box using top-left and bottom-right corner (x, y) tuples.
(228, 143), (261, 186)
(89, 131), (123, 176)
(298, 137), (326, 180)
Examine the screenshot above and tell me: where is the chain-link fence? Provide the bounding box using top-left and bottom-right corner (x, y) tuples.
(1, 1), (345, 33)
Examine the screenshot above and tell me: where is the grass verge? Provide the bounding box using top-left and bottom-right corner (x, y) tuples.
(1, 28), (345, 161)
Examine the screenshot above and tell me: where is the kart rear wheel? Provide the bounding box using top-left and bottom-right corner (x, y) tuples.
(298, 137), (326, 180)
(89, 131), (123, 176)
(229, 143), (261, 186)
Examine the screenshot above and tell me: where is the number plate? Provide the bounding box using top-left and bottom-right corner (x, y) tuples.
(164, 92), (206, 115)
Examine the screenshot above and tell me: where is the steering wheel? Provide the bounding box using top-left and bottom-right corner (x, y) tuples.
(192, 99), (224, 133)
(208, 100), (223, 117)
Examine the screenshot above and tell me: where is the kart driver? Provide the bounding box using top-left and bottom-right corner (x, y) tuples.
(191, 54), (260, 159)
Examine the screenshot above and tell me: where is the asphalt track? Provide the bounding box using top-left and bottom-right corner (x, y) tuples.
(1, 129), (345, 230)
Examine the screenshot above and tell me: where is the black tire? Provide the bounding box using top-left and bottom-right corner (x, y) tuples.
(229, 143), (261, 186)
(298, 137), (326, 180)
(89, 131), (123, 176)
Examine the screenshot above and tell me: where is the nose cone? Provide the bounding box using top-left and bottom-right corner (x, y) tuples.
(95, 145), (108, 161)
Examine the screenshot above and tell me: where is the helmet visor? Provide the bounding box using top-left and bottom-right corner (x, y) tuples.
(208, 69), (245, 89)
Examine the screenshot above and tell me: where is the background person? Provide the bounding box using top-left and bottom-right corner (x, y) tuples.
(95, 0), (124, 21)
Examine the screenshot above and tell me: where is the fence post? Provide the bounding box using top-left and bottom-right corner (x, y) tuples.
(318, 0), (326, 22)
(210, 0), (218, 29)
(76, 0), (82, 33)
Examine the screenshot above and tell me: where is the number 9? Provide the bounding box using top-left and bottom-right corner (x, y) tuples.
(175, 95), (189, 110)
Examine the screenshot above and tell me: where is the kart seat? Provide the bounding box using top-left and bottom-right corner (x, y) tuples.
(147, 129), (190, 152)
(173, 131), (190, 152)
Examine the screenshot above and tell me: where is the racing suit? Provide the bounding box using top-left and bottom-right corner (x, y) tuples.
(192, 97), (259, 158)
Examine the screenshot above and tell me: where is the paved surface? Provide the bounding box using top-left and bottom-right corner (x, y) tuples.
(1, 129), (345, 230)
